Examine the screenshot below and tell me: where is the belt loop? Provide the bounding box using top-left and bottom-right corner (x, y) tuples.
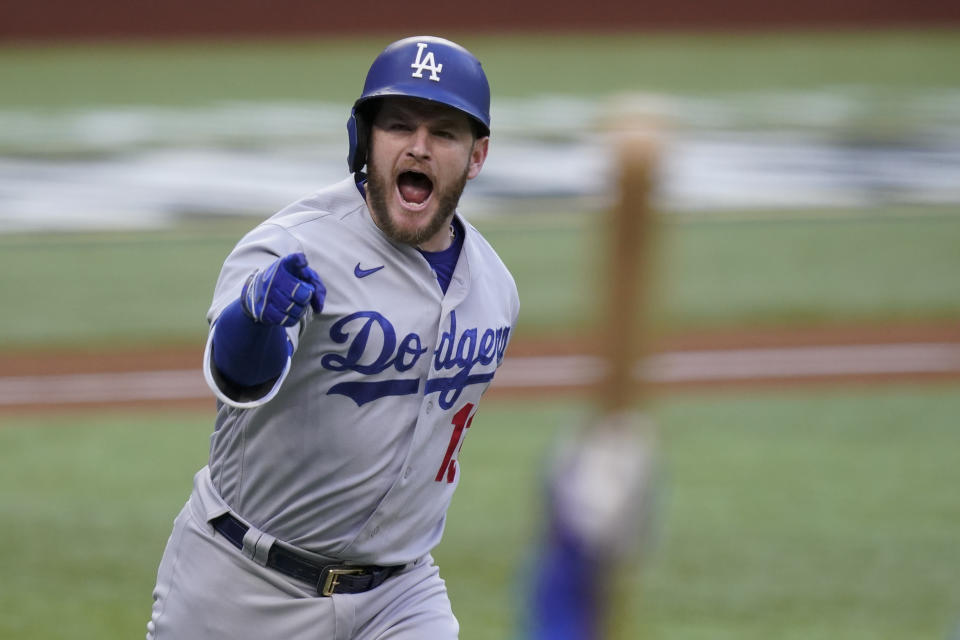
(241, 526), (276, 567)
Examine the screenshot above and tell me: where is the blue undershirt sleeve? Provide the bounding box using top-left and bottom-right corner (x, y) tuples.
(211, 299), (290, 388)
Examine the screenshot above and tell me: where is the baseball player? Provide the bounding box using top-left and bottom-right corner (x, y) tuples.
(146, 36), (519, 639)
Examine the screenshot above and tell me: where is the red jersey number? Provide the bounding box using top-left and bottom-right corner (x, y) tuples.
(435, 402), (476, 483)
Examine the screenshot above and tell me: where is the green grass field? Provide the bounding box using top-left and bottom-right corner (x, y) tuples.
(0, 206), (957, 349)
(2, 387), (959, 640)
(1, 30), (958, 109)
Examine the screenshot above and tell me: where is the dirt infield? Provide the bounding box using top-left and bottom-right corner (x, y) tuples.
(1, 320), (957, 414)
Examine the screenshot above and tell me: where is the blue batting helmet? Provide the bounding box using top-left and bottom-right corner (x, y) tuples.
(347, 35), (491, 173)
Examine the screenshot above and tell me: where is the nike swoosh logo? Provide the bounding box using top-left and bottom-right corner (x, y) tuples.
(354, 263), (385, 278)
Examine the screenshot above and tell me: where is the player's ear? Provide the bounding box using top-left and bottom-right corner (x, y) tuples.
(466, 136), (488, 181)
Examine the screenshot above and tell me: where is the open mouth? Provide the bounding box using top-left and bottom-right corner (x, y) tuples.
(397, 171), (434, 209)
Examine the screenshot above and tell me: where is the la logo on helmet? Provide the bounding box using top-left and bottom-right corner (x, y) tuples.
(411, 42), (443, 82)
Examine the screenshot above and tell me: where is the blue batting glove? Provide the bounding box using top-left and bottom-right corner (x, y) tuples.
(240, 253), (326, 326)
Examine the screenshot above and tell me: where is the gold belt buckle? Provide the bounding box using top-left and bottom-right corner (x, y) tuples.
(319, 566), (366, 596)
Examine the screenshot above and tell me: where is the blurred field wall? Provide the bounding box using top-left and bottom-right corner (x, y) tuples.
(3, 0), (959, 41)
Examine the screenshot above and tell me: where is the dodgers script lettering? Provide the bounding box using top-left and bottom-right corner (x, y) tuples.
(321, 311), (509, 408)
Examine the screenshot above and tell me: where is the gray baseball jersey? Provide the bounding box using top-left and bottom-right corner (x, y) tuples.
(200, 175), (519, 566)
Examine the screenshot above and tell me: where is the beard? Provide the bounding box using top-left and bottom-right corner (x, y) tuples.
(366, 158), (469, 247)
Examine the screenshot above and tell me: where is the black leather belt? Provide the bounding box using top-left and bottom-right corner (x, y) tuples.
(211, 513), (403, 596)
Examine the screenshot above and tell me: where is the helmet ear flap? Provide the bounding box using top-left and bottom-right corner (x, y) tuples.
(346, 107), (369, 174)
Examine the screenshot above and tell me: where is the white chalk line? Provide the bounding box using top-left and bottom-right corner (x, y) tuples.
(1, 343), (958, 407)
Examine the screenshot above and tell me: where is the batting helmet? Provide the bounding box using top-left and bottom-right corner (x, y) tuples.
(347, 35), (491, 174)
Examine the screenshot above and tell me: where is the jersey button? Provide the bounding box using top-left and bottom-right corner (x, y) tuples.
(425, 400), (434, 414)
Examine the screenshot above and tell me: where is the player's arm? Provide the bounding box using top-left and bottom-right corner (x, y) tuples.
(209, 252), (325, 402)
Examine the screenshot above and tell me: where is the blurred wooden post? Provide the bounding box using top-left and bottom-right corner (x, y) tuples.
(595, 126), (660, 414)
(595, 114), (662, 640)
